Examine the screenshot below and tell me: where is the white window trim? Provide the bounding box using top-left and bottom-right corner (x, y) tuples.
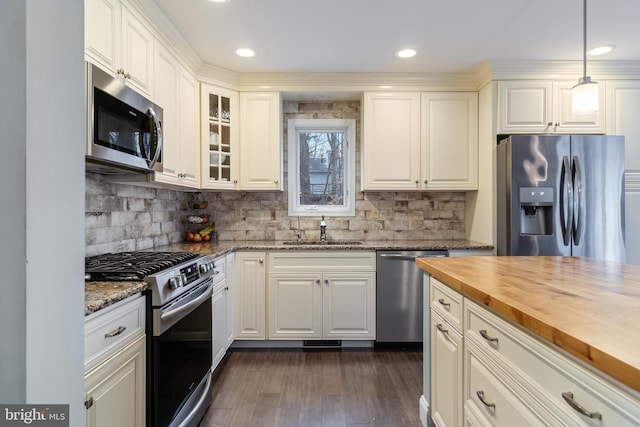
(287, 118), (356, 217)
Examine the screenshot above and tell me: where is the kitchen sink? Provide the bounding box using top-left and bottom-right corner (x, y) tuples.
(282, 240), (363, 246)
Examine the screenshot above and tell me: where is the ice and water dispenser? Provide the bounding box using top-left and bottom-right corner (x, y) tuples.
(519, 187), (554, 235)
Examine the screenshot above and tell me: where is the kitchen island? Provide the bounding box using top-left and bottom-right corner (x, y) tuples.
(416, 255), (640, 426)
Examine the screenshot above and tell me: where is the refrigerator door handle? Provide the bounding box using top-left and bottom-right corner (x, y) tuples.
(572, 156), (583, 245)
(560, 156), (573, 246)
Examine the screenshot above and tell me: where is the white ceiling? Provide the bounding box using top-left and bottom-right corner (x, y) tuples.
(152, 0), (640, 75)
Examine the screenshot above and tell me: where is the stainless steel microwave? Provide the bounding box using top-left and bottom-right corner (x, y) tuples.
(85, 62), (163, 174)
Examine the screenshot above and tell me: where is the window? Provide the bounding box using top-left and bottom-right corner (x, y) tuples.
(288, 119), (355, 216)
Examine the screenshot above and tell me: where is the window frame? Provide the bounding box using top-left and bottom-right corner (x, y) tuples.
(287, 118), (356, 217)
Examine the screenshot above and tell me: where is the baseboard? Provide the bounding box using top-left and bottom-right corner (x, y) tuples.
(419, 395), (430, 427)
(230, 340), (374, 349)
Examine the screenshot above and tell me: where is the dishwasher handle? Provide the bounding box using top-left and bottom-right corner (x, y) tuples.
(379, 253), (448, 261)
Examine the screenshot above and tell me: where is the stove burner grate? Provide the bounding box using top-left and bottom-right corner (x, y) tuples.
(85, 251), (200, 281)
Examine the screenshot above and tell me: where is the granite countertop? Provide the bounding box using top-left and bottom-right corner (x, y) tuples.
(415, 255), (640, 394)
(85, 239), (492, 316)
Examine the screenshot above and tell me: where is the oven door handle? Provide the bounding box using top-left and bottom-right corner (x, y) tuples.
(160, 279), (213, 323)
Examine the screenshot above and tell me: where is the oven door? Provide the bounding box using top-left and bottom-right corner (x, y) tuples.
(151, 278), (213, 427)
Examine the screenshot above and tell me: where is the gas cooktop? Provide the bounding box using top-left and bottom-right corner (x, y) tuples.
(85, 251), (200, 281)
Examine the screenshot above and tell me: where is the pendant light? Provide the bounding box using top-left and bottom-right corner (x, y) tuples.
(572, 0), (599, 117)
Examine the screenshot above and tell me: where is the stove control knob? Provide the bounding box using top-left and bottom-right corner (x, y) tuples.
(168, 276), (182, 290)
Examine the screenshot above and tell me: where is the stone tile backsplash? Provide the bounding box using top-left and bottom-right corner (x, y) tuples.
(85, 100), (466, 256)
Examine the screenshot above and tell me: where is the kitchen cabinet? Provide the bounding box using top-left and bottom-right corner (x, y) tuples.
(85, 0), (154, 97)
(362, 91), (478, 191)
(606, 80), (640, 266)
(234, 251), (266, 339)
(362, 92), (421, 190)
(153, 43), (199, 188)
(268, 251), (376, 340)
(497, 80), (605, 134)
(224, 253), (235, 348)
(201, 84), (239, 190)
(211, 255), (227, 369)
(84, 295), (146, 427)
(430, 279), (464, 427)
(421, 92), (478, 190)
(426, 274), (640, 427)
(239, 92), (282, 190)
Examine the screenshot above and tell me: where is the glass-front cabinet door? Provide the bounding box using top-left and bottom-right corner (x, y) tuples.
(201, 84), (238, 189)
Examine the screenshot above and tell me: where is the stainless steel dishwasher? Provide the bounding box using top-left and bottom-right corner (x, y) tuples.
(376, 250), (448, 343)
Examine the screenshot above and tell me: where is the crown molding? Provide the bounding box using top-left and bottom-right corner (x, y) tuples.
(486, 59), (640, 81)
(128, 0), (202, 72)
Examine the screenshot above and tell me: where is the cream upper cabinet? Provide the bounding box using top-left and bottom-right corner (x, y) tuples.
(268, 251), (376, 340)
(201, 84), (239, 190)
(498, 80), (604, 134)
(239, 92), (282, 191)
(234, 251), (266, 339)
(153, 44), (199, 188)
(362, 91), (478, 191)
(607, 80), (640, 266)
(85, 0), (154, 97)
(362, 92), (421, 190)
(421, 92), (478, 190)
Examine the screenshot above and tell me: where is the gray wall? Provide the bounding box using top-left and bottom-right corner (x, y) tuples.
(1, 0), (85, 423)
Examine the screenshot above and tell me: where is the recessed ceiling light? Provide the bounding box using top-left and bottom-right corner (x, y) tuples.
(236, 48), (256, 58)
(209, 0), (229, 3)
(396, 49), (417, 59)
(588, 45), (615, 56)
(379, 85), (393, 89)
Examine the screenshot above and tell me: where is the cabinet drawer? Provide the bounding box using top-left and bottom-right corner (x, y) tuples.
(465, 298), (640, 426)
(431, 278), (463, 332)
(211, 255), (226, 286)
(268, 251), (376, 271)
(466, 344), (556, 427)
(85, 294), (145, 372)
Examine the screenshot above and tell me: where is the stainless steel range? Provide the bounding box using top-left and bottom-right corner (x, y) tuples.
(85, 251), (219, 427)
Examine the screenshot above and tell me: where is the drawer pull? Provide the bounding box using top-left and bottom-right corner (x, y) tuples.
(479, 329), (499, 344)
(561, 391), (602, 420)
(438, 298), (450, 309)
(436, 323), (448, 335)
(476, 391), (496, 409)
(104, 325), (126, 338)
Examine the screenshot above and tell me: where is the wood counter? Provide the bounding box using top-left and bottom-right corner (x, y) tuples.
(415, 256), (640, 394)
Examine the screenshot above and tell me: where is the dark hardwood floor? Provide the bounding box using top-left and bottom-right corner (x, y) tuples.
(200, 348), (423, 427)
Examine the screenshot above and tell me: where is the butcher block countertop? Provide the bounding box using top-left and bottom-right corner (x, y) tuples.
(415, 256), (640, 394)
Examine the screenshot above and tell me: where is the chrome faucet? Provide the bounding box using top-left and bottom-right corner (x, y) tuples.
(320, 216), (327, 241)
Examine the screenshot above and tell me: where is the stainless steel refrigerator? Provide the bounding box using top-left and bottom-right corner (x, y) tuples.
(497, 134), (625, 263)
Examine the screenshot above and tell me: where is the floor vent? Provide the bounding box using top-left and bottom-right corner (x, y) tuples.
(303, 340), (341, 347)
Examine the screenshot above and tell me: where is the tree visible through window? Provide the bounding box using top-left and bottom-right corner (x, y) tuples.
(288, 119), (355, 216)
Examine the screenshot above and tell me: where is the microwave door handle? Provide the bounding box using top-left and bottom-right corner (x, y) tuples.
(147, 106), (163, 169)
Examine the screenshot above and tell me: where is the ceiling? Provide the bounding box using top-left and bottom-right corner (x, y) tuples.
(152, 0), (640, 75)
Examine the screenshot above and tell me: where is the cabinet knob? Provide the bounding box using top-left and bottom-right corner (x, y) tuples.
(233, 180), (238, 184)
(84, 396), (94, 410)
(324, 279), (329, 285)
(274, 179), (279, 184)
(424, 179), (428, 184)
(415, 180), (419, 184)
(316, 279), (321, 284)
(259, 259), (264, 264)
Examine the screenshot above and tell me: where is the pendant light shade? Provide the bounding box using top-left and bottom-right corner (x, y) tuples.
(571, 0), (599, 117)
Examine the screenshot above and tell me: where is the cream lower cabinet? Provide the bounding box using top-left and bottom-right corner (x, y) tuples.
(211, 255), (228, 369)
(430, 279), (464, 427)
(234, 251), (266, 339)
(268, 251), (376, 340)
(84, 295), (146, 427)
(428, 276), (640, 427)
